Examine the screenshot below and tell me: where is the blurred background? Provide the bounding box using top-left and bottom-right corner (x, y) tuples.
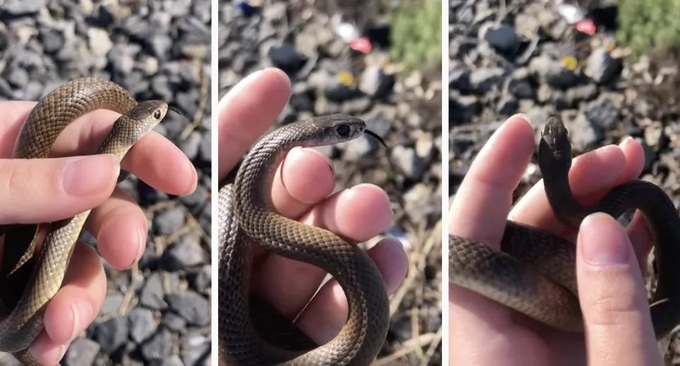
(0, 1), (211, 364)
(219, 0), (443, 364)
(450, 0), (680, 363)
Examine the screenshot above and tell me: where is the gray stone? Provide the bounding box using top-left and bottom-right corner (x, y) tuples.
(128, 308), (158, 343)
(63, 337), (100, 366)
(165, 291), (210, 326)
(154, 206), (186, 236)
(140, 328), (173, 361)
(93, 317), (129, 354)
(585, 48), (622, 84)
(162, 235), (205, 271)
(3, 0), (46, 14)
(140, 272), (167, 310)
(391, 145), (426, 179)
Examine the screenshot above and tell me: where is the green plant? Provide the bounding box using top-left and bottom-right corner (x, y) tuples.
(617, 0), (680, 57)
(388, 0), (442, 72)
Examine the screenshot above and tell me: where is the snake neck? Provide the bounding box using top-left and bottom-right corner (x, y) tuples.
(13, 78), (136, 159)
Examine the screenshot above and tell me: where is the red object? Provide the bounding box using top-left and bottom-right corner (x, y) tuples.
(575, 19), (596, 35)
(349, 37), (372, 53)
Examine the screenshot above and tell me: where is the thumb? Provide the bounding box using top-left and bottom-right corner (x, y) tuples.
(0, 154), (119, 224)
(576, 213), (662, 366)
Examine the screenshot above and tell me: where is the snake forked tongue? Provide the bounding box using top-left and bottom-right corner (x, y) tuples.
(364, 129), (387, 147)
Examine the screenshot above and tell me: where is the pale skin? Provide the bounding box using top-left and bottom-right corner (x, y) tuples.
(0, 102), (197, 364)
(450, 114), (663, 366)
(217, 67), (408, 353)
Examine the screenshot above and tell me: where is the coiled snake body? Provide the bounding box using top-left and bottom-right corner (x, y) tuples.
(0, 78), (167, 365)
(450, 117), (680, 346)
(218, 115), (389, 366)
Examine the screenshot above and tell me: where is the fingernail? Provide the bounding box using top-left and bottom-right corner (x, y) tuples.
(619, 136), (632, 147)
(580, 213), (629, 265)
(510, 113), (530, 124)
(70, 300), (93, 341)
(62, 155), (118, 196)
(133, 227), (147, 266)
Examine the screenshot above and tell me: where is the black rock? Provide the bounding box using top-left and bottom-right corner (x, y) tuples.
(484, 24), (520, 55)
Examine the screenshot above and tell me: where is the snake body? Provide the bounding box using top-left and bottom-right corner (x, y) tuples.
(0, 78), (167, 365)
(218, 115), (390, 366)
(450, 116), (680, 342)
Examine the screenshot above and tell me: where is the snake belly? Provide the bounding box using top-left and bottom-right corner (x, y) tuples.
(449, 116), (680, 342)
(0, 77), (167, 365)
(218, 115), (390, 366)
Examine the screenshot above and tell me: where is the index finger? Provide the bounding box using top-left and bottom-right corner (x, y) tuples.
(217, 68), (291, 179)
(449, 114), (535, 247)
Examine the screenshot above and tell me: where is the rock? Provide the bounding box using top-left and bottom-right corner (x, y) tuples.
(165, 292), (210, 326)
(469, 67), (504, 93)
(180, 131), (203, 160)
(585, 98), (619, 130)
(449, 62), (471, 92)
(140, 272), (167, 310)
(3, 0), (46, 15)
(162, 235), (205, 271)
(483, 24), (520, 55)
(359, 65), (395, 98)
(506, 68), (535, 99)
(391, 145), (426, 179)
(565, 113), (601, 149)
(268, 43), (301, 73)
(140, 328), (173, 361)
(154, 206), (186, 236)
(93, 317), (129, 354)
(63, 337), (100, 366)
(497, 94), (519, 115)
(585, 47), (622, 84)
(128, 308), (158, 343)
(403, 183), (435, 224)
(187, 265), (212, 292)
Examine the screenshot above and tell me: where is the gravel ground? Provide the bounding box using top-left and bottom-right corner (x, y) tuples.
(0, 1), (211, 365)
(449, 0), (680, 364)
(218, 1), (442, 365)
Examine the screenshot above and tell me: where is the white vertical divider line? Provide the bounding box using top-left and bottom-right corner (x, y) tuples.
(210, 1), (219, 365)
(441, 0), (450, 364)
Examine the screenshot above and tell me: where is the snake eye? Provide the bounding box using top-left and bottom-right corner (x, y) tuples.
(153, 110), (162, 119)
(336, 125), (350, 137)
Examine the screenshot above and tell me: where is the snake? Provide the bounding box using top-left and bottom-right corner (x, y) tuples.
(0, 77), (168, 365)
(218, 114), (390, 366)
(449, 116), (680, 345)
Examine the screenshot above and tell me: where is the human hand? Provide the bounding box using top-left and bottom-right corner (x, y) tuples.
(0, 101), (197, 364)
(449, 114), (662, 366)
(217, 67), (408, 344)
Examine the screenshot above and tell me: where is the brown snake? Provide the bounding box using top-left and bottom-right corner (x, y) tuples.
(218, 115), (390, 365)
(0, 77), (167, 365)
(450, 116), (680, 347)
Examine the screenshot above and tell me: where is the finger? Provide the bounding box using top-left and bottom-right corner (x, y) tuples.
(295, 237), (408, 343)
(449, 114), (535, 355)
(271, 147), (336, 219)
(0, 155), (118, 224)
(218, 68), (291, 178)
(450, 114), (535, 248)
(576, 213), (662, 366)
(54, 112), (197, 196)
(0, 101), (196, 196)
(31, 241), (106, 365)
(511, 137), (645, 240)
(252, 184), (392, 318)
(85, 188), (147, 270)
(118, 132), (197, 196)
